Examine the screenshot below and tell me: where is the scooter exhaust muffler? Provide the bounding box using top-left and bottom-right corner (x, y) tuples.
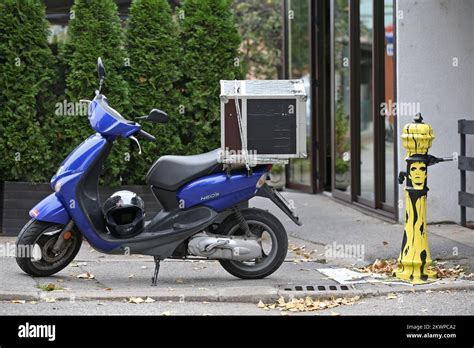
(187, 232), (262, 261)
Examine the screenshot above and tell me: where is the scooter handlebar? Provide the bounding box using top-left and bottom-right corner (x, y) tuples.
(136, 129), (156, 142)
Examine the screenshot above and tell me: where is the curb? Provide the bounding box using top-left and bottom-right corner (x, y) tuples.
(1, 280), (472, 304)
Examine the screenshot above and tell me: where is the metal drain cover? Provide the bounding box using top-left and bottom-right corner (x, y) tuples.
(279, 284), (351, 292)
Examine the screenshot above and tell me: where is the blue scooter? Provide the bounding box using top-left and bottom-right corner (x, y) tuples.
(16, 58), (301, 285)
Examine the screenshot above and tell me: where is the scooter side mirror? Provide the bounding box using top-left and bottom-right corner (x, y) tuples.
(97, 57), (106, 83)
(147, 109), (168, 124)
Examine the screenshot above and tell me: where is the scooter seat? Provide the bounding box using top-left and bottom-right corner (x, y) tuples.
(146, 149), (222, 191)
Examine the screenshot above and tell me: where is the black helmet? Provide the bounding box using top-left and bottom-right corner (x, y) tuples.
(103, 190), (145, 238)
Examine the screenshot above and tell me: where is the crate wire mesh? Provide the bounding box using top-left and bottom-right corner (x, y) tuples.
(219, 80), (307, 166)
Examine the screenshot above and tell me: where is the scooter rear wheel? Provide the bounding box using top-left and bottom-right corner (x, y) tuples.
(217, 208), (288, 279)
(16, 219), (82, 277)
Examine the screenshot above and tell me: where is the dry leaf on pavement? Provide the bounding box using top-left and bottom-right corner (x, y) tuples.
(429, 264), (465, 278)
(128, 297), (144, 304)
(288, 243), (316, 260)
(11, 300), (26, 304)
(257, 296), (360, 313)
(76, 272), (95, 280)
(358, 259), (399, 275)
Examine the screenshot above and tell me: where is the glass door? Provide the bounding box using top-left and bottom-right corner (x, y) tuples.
(286, 0), (313, 191)
(357, 0), (375, 205)
(330, 0), (397, 218)
(332, 0), (351, 199)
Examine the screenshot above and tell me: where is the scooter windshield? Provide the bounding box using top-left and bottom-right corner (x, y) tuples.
(88, 94), (140, 138)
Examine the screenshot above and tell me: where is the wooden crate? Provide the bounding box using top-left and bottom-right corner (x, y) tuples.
(219, 80), (307, 165)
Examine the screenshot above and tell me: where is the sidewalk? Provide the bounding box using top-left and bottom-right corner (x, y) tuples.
(0, 192), (472, 305)
(252, 191), (474, 271)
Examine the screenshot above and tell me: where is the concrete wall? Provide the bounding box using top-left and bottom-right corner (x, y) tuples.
(396, 0), (474, 223)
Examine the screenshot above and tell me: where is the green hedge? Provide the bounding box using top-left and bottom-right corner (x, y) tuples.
(124, 0), (183, 184)
(0, 0), (56, 182)
(0, 0), (243, 185)
(178, 0), (243, 155)
(60, 0), (130, 186)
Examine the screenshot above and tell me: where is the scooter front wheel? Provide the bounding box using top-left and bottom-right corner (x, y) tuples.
(217, 208), (288, 279)
(16, 219), (82, 277)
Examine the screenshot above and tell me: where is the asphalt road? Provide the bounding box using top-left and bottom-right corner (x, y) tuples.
(0, 289), (472, 316)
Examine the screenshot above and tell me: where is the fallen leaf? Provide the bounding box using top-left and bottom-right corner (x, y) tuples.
(358, 259), (399, 275)
(258, 296), (359, 313)
(128, 297), (144, 304)
(144, 297), (155, 303)
(161, 311), (171, 316)
(11, 300), (26, 304)
(383, 241), (389, 245)
(128, 274), (135, 279)
(386, 293), (397, 300)
(331, 311), (341, 316)
(104, 288), (113, 291)
(425, 290), (433, 293)
(429, 264), (465, 278)
(29, 301), (38, 305)
(76, 272), (95, 280)
(45, 298), (56, 303)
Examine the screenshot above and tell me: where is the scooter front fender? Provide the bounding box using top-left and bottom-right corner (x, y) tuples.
(29, 193), (70, 225)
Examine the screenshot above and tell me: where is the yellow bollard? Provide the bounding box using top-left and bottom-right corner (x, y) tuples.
(393, 113), (441, 284)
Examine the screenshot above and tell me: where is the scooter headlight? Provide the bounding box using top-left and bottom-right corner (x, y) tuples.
(256, 173), (267, 188)
(54, 181), (63, 193)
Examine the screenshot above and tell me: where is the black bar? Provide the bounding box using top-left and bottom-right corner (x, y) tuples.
(460, 129), (466, 226)
(458, 156), (474, 172)
(459, 191), (474, 208)
(0, 315), (472, 346)
(373, 0), (385, 208)
(349, 0), (360, 202)
(458, 119), (474, 135)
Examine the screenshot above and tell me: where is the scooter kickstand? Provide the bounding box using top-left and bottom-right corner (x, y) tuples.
(151, 256), (160, 286)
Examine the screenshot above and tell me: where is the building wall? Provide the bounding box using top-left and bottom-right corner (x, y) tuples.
(396, 0), (474, 223)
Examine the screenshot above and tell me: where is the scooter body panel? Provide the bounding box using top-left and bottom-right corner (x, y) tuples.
(50, 133), (107, 191)
(177, 167), (267, 212)
(48, 133), (122, 252)
(29, 193), (70, 225)
(88, 96), (140, 137)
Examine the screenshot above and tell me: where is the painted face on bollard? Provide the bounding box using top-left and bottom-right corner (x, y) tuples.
(409, 161), (427, 189)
